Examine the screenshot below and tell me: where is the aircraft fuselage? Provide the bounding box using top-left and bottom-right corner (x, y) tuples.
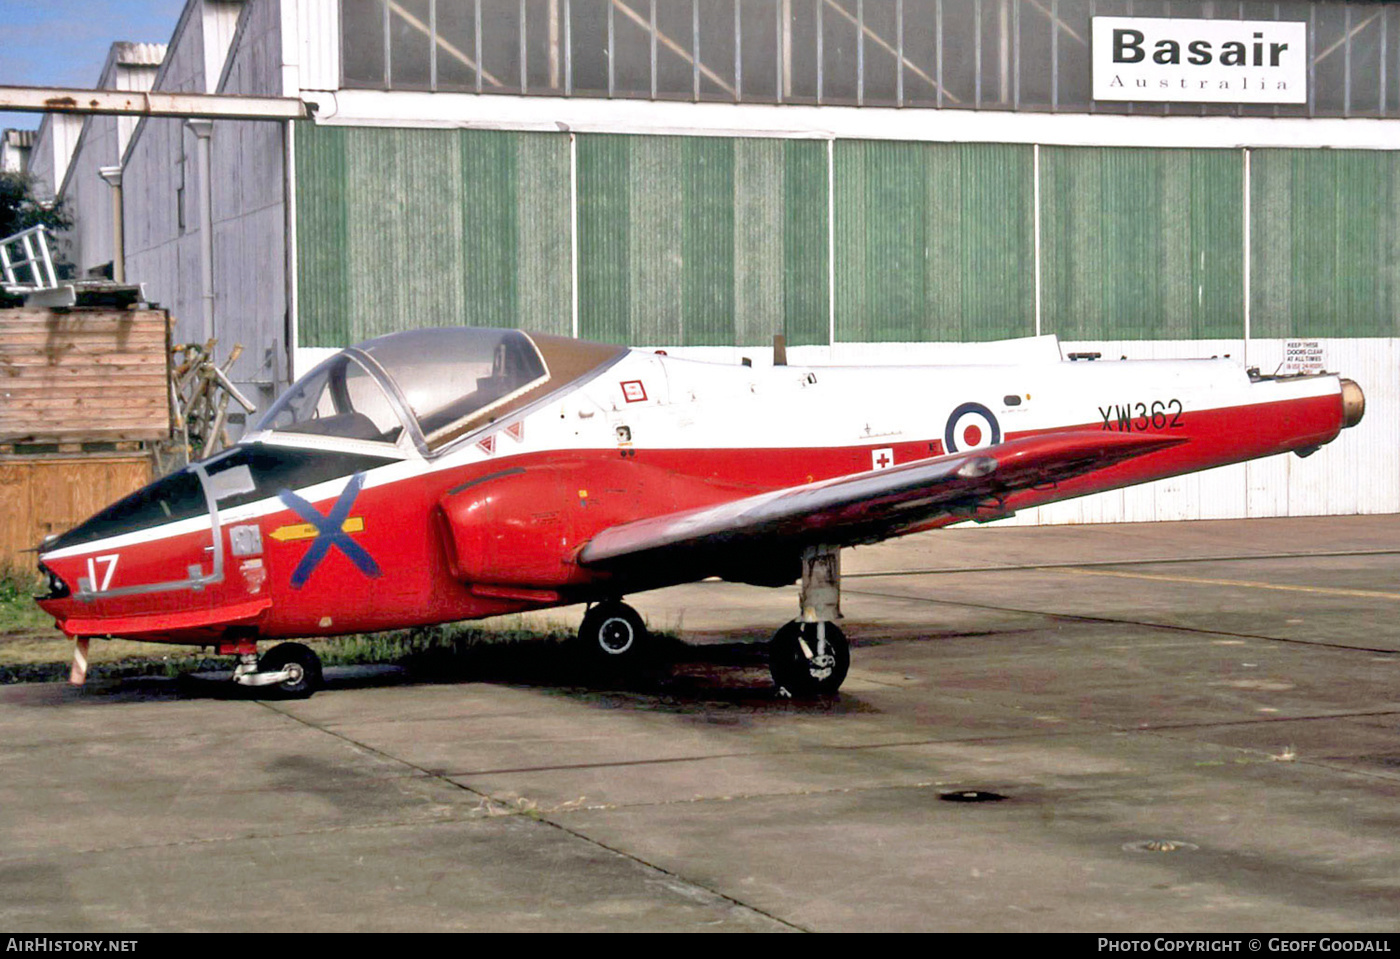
(35, 346), (1357, 649)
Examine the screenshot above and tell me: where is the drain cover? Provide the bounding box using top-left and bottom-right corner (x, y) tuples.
(939, 790), (1007, 803)
(1122, 839), (1199, 853)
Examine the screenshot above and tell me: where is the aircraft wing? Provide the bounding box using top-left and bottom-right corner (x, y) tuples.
(577, 431), (1184, 579)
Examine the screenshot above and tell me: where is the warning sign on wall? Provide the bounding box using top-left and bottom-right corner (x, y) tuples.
(1283, 340), (1326, 374)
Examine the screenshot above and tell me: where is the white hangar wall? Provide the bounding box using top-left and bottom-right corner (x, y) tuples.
(122, 0), (290, 418)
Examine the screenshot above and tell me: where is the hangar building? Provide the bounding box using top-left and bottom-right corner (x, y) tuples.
(24, 0), (1400, 525)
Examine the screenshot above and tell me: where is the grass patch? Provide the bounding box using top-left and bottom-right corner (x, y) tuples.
(0, 617), (585, 686)
(0, 575), (682, 689)
(0, 571), (51, 636)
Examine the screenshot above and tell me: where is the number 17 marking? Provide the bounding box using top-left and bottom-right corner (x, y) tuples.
(86, 554), (119, 592)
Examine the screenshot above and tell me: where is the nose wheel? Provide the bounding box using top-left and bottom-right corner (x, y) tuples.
(231, 641), (323, 698)
(769, 620), (850, 697)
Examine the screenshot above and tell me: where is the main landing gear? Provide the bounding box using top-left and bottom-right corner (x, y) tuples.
(576, 600), (650, 667)
(227, 639), (324, 698)
(769, 545), (849, 697)
(579, 545), (852, 698)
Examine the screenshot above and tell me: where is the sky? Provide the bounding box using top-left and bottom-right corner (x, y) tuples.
(0, 0), (187, 134)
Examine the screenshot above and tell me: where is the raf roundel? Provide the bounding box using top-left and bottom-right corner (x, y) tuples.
(944, 402), (1002, 454)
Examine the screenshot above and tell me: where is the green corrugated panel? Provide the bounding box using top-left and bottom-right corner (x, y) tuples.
(577, 134), (829, 347)
(347, 127), (466, 339)
(295, 124), (570, 347)
(576, 135), (632, 345)
(294, 122), (349, 348)
(681, 138), (736, 346)
(834, 141), (1034, 342)
(1251, 150), (1400, 338)
(627, 137), (692, 345)
(513, 133), (574, 335)
(459, 131), (514, 329)
(1040, 147), (1243, 340)
(732, 140), (780, 348)
(783, 141), (830, 346)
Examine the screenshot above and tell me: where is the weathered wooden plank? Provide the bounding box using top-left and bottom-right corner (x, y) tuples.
(0, 336), (169, 355)
(0, 307), (172, 444)
(0, 354), (169, 368)
(0, 376), (168, 392)
(0, 322), (168, 336)
(1, 421), (168, 435)
(2, 429), (167, 443)
(0, 331), (169, 345)
(0, 393), (169, 406)
(0, 455), (154, 571)
(0, 310), (169, 336)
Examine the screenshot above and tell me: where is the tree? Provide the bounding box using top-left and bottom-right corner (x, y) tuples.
(1, 172), (72, 304)
(0, 171), (71, 239)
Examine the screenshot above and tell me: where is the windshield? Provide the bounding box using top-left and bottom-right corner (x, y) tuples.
(45, 444), (400, 552)
(256, 352), (405, 444)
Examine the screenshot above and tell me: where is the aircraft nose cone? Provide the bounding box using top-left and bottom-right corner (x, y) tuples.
(1340, 378), (1365, 429)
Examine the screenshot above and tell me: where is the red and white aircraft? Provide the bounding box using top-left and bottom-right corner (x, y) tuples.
(35, 328), (1364, 697)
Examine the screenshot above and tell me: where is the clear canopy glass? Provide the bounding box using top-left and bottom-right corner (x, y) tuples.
(258, 328), (625, 452)
(256, 351), (405, 444)
(356, 328), (550, 446)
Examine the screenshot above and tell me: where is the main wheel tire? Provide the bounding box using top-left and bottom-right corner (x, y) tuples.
(257, 642), (323, 698)
(577, 601), (649, 667)
(769, 621), (850, 697)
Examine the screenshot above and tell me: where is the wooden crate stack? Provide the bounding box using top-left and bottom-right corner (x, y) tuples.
(0, 308), (173, 571)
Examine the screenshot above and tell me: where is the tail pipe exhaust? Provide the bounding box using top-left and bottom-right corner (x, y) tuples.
(1341, 378), (1365, 429)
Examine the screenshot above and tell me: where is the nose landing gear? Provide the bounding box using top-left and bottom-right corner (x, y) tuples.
(229, 640), (323, 698)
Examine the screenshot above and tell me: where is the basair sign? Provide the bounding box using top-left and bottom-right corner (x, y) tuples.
(1092, 16), (1307, 104)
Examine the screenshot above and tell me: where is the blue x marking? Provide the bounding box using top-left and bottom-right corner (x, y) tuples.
(277, 472), (382, 589)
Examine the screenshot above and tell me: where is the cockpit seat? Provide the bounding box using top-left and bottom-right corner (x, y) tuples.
(291, 412), (386, 443)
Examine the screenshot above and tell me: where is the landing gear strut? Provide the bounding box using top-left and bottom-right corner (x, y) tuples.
(769, 545), (850, 697)
(231, 641), (323, 698)
(577, 600), (650, 667)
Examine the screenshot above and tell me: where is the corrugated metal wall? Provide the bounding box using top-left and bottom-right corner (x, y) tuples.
(834, 142), (1035, 342)
(299, 127), (825, 348)
(292, 125), (1399, 522)
(1040, 147), (1244, 341)
(1251, 149), (1400, 339)
(576, 135), (827, 347)
(296, 124), (571, 346)
(296, 126), (1400, 354)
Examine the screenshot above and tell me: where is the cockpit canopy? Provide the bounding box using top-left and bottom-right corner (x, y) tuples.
(257, 328), (625, 453)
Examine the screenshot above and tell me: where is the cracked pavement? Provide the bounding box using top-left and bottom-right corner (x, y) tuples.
(3, 515), (1399, 932)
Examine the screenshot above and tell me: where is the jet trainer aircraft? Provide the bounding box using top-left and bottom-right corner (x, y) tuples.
(35, 328), (1364, 697)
